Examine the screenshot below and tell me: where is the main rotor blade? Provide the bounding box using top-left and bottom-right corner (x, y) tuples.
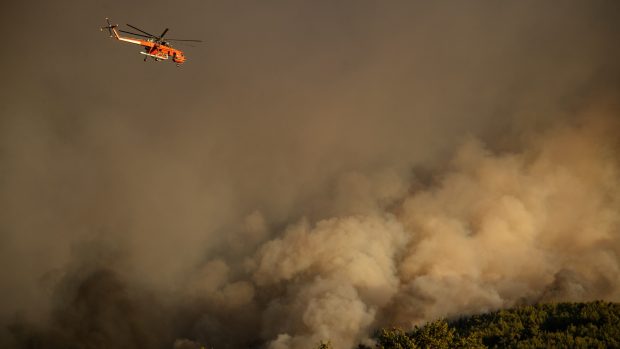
(158, 28), (169, 40)
(168, 42), (196, 48)
(118, 30), (152, 39)
(166, 38), (203, 42)
(126, 24), (156, 37)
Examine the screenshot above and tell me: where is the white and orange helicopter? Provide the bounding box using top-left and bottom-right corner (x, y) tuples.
(101, 18), (201, 66)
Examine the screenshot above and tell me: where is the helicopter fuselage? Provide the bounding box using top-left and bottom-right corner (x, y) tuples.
(111, 27), (186, 64)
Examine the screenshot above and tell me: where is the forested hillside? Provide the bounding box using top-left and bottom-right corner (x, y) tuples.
(349, 301), (620, 349)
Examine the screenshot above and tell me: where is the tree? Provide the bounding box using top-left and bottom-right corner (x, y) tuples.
(316, 340), (334, 349)
(410, 320), (454, 349)
(375, 328), (417, 349)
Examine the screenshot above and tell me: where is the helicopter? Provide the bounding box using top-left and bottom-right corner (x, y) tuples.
(100, 18), (201, 66)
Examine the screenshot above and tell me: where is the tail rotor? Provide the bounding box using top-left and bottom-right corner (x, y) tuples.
(100, 18), (118, 37)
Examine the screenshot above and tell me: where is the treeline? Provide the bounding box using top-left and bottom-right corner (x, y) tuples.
(321, 301), (620, 348)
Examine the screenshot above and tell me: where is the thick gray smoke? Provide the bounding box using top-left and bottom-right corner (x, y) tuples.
(1, 1), (619, 348)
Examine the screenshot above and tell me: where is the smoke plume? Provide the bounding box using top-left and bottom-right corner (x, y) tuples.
(250, 112), (620, 348)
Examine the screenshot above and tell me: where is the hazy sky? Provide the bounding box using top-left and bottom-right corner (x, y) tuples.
(1, 1), (619, 348)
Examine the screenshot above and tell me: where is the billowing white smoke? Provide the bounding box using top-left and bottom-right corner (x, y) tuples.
(254, 215), (408, 348)
(246, 114), (619, 349)
(2, 113), (618, 349)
